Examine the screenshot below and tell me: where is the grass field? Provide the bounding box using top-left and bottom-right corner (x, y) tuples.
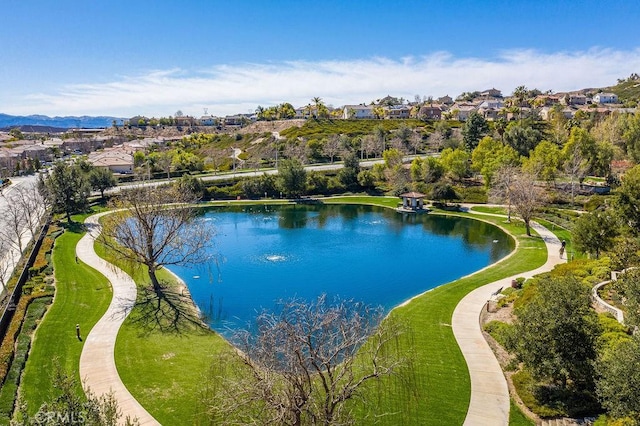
(20, 215), (112, 413)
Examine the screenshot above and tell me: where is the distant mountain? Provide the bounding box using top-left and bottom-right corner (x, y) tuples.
(0, 113), (125, 129)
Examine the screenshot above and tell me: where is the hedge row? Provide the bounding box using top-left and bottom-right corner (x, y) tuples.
(0, 295), (53, 423)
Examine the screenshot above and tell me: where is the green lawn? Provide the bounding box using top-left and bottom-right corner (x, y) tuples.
(470, 205), (508, 215)
(20, 216), (112, 413)
(510, 399), (535, 425)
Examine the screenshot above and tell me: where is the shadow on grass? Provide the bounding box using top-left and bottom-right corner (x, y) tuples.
(60, 220), (86, 234)
(128, 282), (208, 335)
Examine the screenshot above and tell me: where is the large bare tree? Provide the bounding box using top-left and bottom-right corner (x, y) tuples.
(200, 295), (412, 426)
(489, 164), (520, 222)
(510, 171), (545, 236)
(0, 191), (29, 254)
(98, 184), (213, 296)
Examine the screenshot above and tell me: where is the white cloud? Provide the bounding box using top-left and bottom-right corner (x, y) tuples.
(5, 47), (640, 117)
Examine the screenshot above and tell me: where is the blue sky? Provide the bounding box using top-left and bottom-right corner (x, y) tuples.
(2, 0), (640, 117)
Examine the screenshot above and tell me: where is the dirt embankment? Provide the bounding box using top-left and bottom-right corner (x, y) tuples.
(237, 119), (306, 135)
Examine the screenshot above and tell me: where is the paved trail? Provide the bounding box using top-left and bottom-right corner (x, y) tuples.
(452, 217), (565, 425)
(77, 213), (160, 425)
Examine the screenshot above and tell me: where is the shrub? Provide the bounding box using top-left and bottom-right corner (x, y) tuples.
(483, 320), (513, 348)
(0, 295), (53, 420)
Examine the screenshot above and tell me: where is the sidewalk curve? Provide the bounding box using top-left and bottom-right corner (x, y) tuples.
(77, 213), (160, 425)
(452, 218), (565, 425)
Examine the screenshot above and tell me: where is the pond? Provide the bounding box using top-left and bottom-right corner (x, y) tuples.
(168, 204), (513, 336)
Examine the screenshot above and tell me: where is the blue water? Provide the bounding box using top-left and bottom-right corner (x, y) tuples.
(169, 204), (513, 336)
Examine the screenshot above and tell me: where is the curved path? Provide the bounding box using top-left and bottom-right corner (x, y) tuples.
(452, 218), (565, 425)
(77, 213), (160, 425)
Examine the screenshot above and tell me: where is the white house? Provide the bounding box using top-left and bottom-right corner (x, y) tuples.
(342, 104), (375, 119)
(593, 93), (619, 104)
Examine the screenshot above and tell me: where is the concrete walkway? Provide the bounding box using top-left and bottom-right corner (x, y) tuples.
(452, 218), (566, 425)
(77, 213), (160, 425)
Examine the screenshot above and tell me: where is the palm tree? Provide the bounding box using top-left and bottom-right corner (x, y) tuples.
(255, 106), (265, 120)
(312, 97), (324, 118)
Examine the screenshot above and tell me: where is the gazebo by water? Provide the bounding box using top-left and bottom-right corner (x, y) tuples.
(398, 191), (429, 212)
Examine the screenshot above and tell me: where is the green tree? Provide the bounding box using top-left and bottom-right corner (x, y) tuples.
(615, 165), (640, 235)
(615, 268), (640, 328)
(507, 275), (601, 389)
(523, 140), (561, 184)
(573, 208), (618, 259)
(175, 174), (205, 200)
(504, 120), (543, 156)
(440, 147), (470, 181)
(621, 112), (640, 162)
(277, 159), (307, 198)
(410, 156), (444, 184)
(15, 363), (140, 425)
(596, 335), (640, 422)
(41, 161), (90, 223)
(338, 150), (360, 187)
(88, 167), (117, 200)
(462, 112), (489, 150)
(430, 182), (458, 205)
(471, 136), (520, 187)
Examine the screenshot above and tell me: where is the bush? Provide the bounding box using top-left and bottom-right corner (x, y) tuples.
(456, 185), (488, 203)
(0, 296), (53, 420)
(483, 320), (513, 347)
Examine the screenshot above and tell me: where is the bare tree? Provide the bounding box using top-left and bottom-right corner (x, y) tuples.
(98, 185), (214, 296)
(360, 135), (377, 160)
(200, 295), (412, 426)
(323, 135), (341, 163)
(510, 171), (545, 236)
(408, 131), (423, 155)
(0, 192), (28, 254)
(12, 181), (45, 237)
(427, 131), (445, 152)
(489, 164), (520, 222)
(0, 236), (12, 289)
(563, 143), (589, 206)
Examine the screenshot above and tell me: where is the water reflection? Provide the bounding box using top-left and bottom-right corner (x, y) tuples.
(172, 204), (514, 336)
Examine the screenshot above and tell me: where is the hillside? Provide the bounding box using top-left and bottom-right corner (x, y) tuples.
(0, 113), (123, 129)
(607, 74), (640, 104)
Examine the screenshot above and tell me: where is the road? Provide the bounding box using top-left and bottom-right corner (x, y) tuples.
(113, 155), (428, 193)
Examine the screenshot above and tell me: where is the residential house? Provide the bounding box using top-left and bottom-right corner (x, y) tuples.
(451, 104), (478, 121)
(539, 106), (576, 121)
(437, 95), (454, 105)
(578, 106), (612, 120)
(481, 88), (502, 98)
(477, 100), (504, 110)
(417, 105), (442, 120)
(223, 115), (245, 126)
(88, 147), (134, 174)
(560, 93), (587, 106)
(533, 95), (560, 107)
(199, 115), (217, 126)
(20, 144), (50, 161)
(174, 116), (197, 127)
(0, 149), (18, 177)
(383, 105), (411, 119)
(342, 104), (375, 119)
(593, 93), (619, 104)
